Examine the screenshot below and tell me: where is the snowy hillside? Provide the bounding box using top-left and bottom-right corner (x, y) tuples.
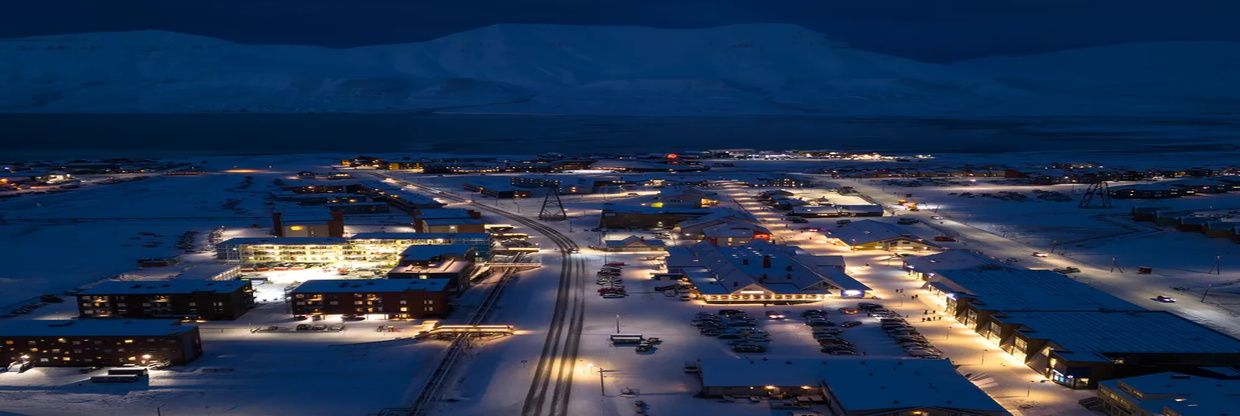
(0, 24), (1237, 115)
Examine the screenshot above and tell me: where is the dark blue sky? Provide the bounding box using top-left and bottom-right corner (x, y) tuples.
(5, 0), (1239, 62)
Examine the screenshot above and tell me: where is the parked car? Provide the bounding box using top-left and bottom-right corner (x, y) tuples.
(1032, 252), (1049, 257)
(765, 310), (786, 319)
(1054, 267), (1082, 274)
(840, 321), (862, 328)
(1153, 295), (1177, 303)
(857, 302), (883, 310)
(837, 307), (860, 315)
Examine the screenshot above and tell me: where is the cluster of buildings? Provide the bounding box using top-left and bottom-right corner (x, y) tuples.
(598, 187), (720, 229)
(907, 251), (1240, 389)
(1096, 371), (1240, 416)
(1108, 177), (1240, 200)
(1131, 207), (1240, 243)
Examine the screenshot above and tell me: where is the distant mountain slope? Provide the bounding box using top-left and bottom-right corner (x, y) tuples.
(0, 25), (1236, 115)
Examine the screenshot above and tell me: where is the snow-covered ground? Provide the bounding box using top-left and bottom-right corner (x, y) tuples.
(4, 151), (1240, 416)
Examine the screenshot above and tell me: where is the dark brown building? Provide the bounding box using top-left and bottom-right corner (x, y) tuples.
(78, 280), (256, 321)
(287, 279), (451, 319)
(0, 319), (202, 367)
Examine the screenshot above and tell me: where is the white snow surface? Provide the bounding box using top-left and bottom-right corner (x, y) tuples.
(1, 24), (1238, 115)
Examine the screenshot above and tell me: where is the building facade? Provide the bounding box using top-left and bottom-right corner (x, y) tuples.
(78, 280), (256, 320)
(287, 279), (451, 319)
(0, 320), (202, 367)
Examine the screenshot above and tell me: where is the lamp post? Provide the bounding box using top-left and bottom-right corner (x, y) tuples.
(615, 314), (621, 333)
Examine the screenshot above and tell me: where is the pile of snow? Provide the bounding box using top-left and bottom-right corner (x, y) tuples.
(0, 24), (1237, 115)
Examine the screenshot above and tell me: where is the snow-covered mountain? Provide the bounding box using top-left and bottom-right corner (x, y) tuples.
(0, 24), (1236, 115)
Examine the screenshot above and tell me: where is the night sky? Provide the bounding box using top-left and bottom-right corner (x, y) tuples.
(4, 0), (1240, 62)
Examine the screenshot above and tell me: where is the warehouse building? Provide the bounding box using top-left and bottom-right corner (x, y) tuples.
(902, 249), (1007, 280)
(1097, 372), (1240, 416)
(78, 279), (255, 321)
(826, 220), (937, 251)
(990, 310), (1240, 389)
(926, 266), (1240, 389)
(667, 241), (869, 303)
(287, 279), (450, 320)
(926, 267), (1141, 336)
(599, 205), (713, 229)
(697, 358), (1008, 416)
(0, 319), (202, 367)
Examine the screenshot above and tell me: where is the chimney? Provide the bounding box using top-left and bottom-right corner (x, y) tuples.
(328, 211), (345, 238)
(762, 255), (772, 269)
(271, 212), (284, 237)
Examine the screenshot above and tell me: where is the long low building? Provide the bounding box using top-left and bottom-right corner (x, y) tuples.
(78, 279), (256, 320)
(668, 241), (869, 303)
(825, 220), (938, 251)
(1098, 372), (1240, 416)
(925, 265), (1240, 389)
(991, 310), (1240, 389)
(216, 232), (492, 265)
(287, 279), (451, 319)
(0, 319), (202, 367)
(698, 357), (1009, 416)
(599, 205), (713, 229)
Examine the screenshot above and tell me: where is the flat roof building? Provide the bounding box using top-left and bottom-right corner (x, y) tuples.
(387, 245), (478, 290)
(78, 279), (255, 320)
(1098, 372), (1240, 416)
(698, 357), (1008, 416)
(994, 310), (1240, 389)
(287, 279), (451, 320)
(826, 220), (937, 251)
(0, 319), (202, 367)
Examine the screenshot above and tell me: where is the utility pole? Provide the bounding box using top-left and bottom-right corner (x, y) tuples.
(597, 368), (617, 396)
(615, 314), (621, 333)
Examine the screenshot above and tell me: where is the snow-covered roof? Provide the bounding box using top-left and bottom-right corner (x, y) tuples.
(903, 250), (1006, 275)
(399, 244), (475, 260)
(934, 267), (1140, 312)
(603, 236), (666, 249)
(699, 358), (1005, 413)
(219, 237), (346, 246)
(826, 220), (921, 245)
(290, 279), (449, 294)
(415, 208), (476, 219)
(999, 311), (1240, 362)
(81, 279), (249, 295)
(1101, 372), (1240, 416)
(349, 232), (490, 241)
(671, 241), (865, 295)
(421, 217), (485, 226)
(0, 319), (196, 337)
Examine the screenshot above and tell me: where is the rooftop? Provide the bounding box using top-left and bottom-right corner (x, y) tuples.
(399, 244), (476, 260)
(1101, 372), (1240, 416)
(827, 220), (921, 245)
(348, 232), (490, 241)
(699, 357), (1005, 413)
(670, 241), (865, 295)
(1000, 310), (1240, 362)
(415, 208), (476, 220)
(0, 319), (196, 337)
(80, 279), (249, 295)
(933, 266), (1141, 312)
(219, 237), (346, 246)
(903, 250), (1007, 275)
(290, 279), (449, 294)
